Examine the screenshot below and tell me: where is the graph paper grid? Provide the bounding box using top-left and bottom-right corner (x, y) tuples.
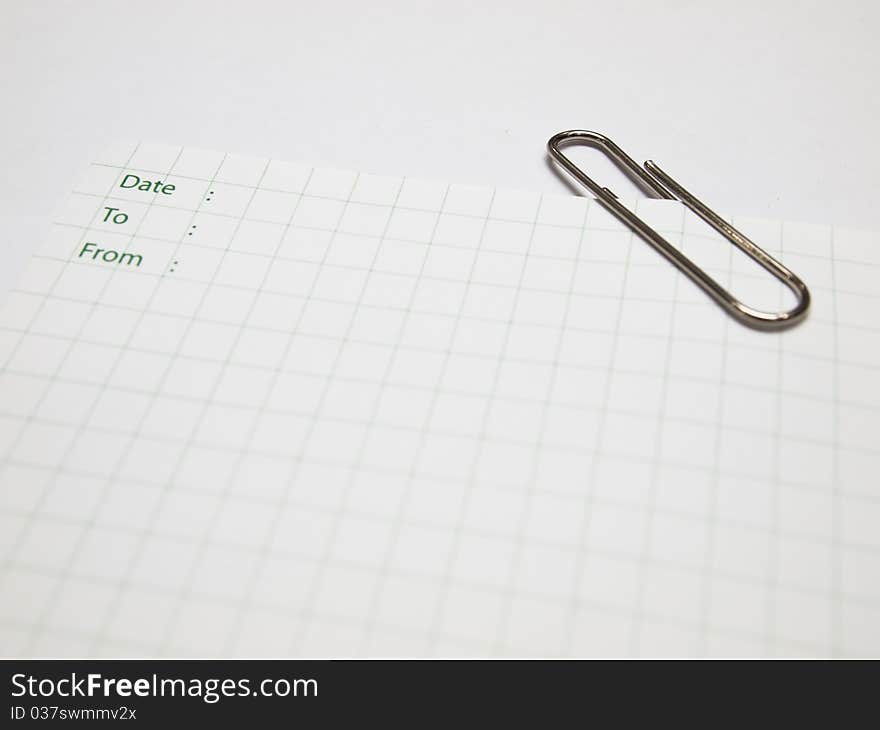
(0, 141), (877, 657)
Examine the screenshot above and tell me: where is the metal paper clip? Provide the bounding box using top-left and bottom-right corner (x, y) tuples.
(547, 130), (810, 331)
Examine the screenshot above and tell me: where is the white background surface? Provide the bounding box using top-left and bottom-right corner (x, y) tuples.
(1, 0), (878, 297)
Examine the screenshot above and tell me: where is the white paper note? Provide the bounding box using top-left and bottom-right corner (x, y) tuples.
(0, 141), (877, 657)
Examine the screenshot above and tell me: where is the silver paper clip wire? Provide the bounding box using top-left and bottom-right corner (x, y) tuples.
(547, 130), (810, 331)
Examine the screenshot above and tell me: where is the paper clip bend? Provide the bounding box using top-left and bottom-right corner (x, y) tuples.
(547, 130), (810, 331)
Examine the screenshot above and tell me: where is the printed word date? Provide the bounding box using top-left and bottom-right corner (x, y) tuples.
(119, 173), (175, 195)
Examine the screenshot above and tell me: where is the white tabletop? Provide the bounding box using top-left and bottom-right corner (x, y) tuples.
(1, 0), (877, 298)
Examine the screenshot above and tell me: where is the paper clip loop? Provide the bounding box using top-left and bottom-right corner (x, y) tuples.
(547, 130), (810, 331)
